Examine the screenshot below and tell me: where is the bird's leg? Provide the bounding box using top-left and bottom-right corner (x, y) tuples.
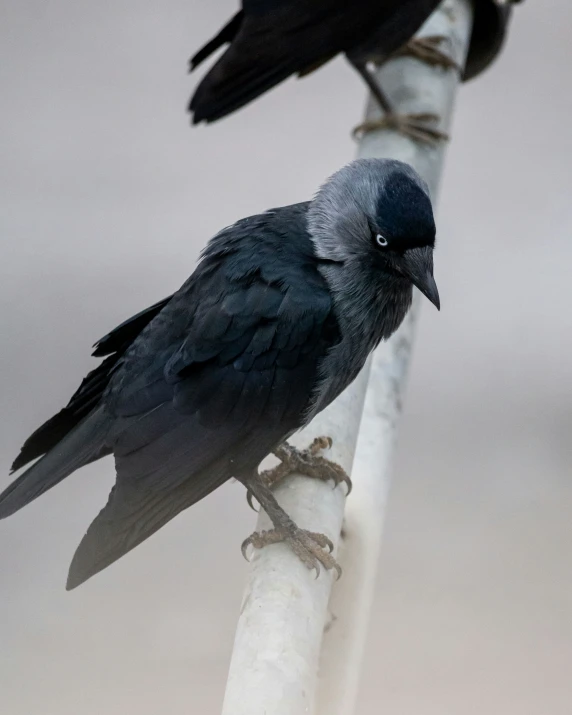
(239, 470), (342, 577)
(350, 60), (448, 145)
(393, 35), (460, 72)
(246, 436), (351, 510)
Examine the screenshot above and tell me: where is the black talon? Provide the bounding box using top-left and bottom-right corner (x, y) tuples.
(246, 490), (259, 512)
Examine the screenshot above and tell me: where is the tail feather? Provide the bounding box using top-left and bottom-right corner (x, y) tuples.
(10, 357), (116, 473)
(0, 407), (109, 519)
(189, 11), (243, 71)
(66, 460), (229, 590)
(190, 52), (298, 124)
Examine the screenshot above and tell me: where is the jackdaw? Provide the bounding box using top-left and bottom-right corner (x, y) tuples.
(189, 0), (523, 143)
(189, 0), (448, 143)
(0, 159), (440, 589)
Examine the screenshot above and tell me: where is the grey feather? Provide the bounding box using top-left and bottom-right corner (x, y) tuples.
(305, 159), (433, 418)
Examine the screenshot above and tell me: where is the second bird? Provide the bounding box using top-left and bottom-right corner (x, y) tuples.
(189, 0), (451, 142)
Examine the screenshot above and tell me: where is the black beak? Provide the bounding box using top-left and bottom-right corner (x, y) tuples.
(403, 246), (440, 310)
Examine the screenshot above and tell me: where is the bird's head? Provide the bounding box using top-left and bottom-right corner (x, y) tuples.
(308, 158), (440, 310)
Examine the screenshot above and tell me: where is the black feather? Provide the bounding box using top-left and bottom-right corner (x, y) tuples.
(189, 11), (243, 71)
(10, 296), (174, 472)
(93, 296), (172, 357)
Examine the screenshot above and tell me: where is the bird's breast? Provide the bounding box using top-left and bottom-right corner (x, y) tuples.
(304, 277), (412, 423)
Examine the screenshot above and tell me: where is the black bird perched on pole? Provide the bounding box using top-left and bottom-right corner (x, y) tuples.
(0, 159), (440, 589)
(189, 0), (446, 143)
(189, 0), (523, 142)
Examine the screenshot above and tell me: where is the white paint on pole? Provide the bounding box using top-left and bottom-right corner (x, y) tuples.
(221, 3), (473, 714)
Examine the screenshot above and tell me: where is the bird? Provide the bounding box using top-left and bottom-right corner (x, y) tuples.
(188, 1), (524, 143)
(0, 159), (440, 590)
(188, 0), (450, 143)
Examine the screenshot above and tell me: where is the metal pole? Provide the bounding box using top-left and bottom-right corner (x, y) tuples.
(221, 3), (473, 714)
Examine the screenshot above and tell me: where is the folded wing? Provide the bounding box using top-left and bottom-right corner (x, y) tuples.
(68, 212), (340, 587)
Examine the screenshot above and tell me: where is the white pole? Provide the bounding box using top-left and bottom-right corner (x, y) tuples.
(221, 3), (474, 714)
(316, 3), (474, 713)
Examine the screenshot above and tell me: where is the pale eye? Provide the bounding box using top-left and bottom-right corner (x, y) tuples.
(376, 233), (388, 248)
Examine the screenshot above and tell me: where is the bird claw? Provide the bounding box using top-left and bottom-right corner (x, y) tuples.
(297, 439), (352, 495)
(352, 112), (448, 145)
(243, 438), (346, 577)
(241, 526), (341, 578)
(247, 437), (351, 509)
(396, 35), (460, 72)
(246, 489), (259, 512)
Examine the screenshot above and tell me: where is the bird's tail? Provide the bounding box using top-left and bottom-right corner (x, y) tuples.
(0, 407), (109, 519)
(189, 11), (243, 71)
(66, 460), (229, 590)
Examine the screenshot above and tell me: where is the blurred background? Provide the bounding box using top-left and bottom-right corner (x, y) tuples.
(0, 1), (571, 713)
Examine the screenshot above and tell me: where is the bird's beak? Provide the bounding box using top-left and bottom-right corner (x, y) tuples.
(402, 245), (440, 310)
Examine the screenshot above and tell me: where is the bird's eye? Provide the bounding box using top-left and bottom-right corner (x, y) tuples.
(375, 233), (388, 248)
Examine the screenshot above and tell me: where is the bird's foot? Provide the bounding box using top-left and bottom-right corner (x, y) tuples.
(273, 437), (352, 492)
(395, 36), (460, 72)
(240, 449), (345, 577)
(247, 437), (351, 510)
(352, 112), (448, 145)
(242, 525), (341, 578)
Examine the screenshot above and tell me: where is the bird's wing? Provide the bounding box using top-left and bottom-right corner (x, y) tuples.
(92, 295), (172, 358)
(67, 215), (340, 587)
(189, 10), (244, 71)
(189, 0), (360, 123)
(0, 294), (175, 520)
(9, 295), (173, 473)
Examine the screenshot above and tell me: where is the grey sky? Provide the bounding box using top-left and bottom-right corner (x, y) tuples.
(0, 1), (571, 713)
